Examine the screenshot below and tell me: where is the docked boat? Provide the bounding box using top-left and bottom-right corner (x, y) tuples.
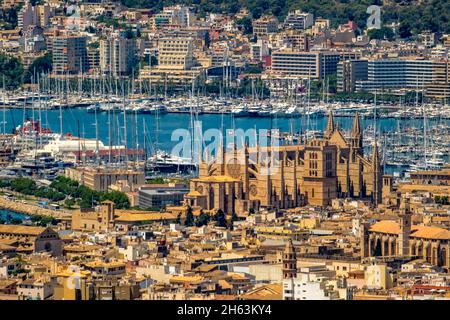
(146, 150), (196, 175)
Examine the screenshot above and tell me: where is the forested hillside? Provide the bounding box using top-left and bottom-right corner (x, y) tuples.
(120, 0), (450, 37)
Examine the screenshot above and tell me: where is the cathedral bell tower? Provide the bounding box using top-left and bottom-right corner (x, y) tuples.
(324, 111), (335, 139)
(282, 239), (297, 279)
(398, 198), (412, 257)
(372, 139), (382, 205)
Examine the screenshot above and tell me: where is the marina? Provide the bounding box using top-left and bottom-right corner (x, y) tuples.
(0, 103), (448, 179)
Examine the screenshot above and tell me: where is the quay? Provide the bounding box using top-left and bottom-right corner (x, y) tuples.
(0, 197), (71, 219)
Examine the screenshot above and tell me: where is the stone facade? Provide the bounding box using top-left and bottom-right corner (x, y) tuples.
(186, 112), (384, 214)
(360, 212), (450, 270)
(71, 201), (115, 232)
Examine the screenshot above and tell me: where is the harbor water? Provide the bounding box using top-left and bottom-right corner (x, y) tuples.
(2, 107), (449, 175)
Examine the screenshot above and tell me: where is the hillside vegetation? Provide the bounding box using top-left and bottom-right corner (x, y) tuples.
(121, 0), (450, 37)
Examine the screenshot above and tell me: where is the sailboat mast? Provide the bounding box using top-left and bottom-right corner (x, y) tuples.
(95, 107), (99, 165)
(122, 78), (128, 169)
(2, 76), (5, 135)
(108, 108), (112, 165)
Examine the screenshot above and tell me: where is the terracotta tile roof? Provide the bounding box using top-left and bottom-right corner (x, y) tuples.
(370, 221), (450, 240)
(115, 212), (178, 222)
(0, 225), (46, 236)
(369, 221), (401, 234)
(410, 225), (450, 240)
(240, 283), (282, 300)
(218, 279), (233, 290)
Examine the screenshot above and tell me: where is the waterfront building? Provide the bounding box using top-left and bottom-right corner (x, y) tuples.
(185, 113), (385, 215)
(158, 36), (196, 70)
(65, 167), (145, 192)
(87, 45), (100, 73)
(52, 36), (89, 75)
(139, 36), (202, 84)
(337, 59), (368, 92)
(354, 58), (436, 93)
(425, 59), (450, 100)
(270, 49), (340, 79)
(100, 34), (137, 77)
(138, 184), (189, 209)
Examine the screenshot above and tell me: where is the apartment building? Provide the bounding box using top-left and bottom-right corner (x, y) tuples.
(283, 10), (314, 31)
(337, 59), (368, 92)
(250, 40), (270, 62)
(139, 35), (202, 84)
(271, 49), (340, 79)
(65, 167), (145, 192)
(100, 35), (137, 77)
(282, 30), (310, 51)
(443, 34), (450, 48)
(158, 36), (195, 70)
(18, 2), (54, 30)
(87, 46), (100, 73)
(425, 59), (450, 100)
(152, 5), (193, 29)
(354, 58), (449, 97)
(52, 36), (88, 75)
(253, 16), (279, 37)
(138, 184), (189, 209)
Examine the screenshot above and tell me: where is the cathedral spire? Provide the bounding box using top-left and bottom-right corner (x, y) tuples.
(351, 112), (361, 137)
(372, 139), (379, 169)
(324, 111), (335, 139)
(351, 112), (363, 152)
(372, 139), (382, 205)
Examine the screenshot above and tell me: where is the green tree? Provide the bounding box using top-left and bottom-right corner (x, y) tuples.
(195, 211), (211, 227)
(101, 190), (130, 209)
(235, 17), (253, 34)
(367, 27), (395, 41)
(185, 206), (194, 227)
(10, 218), (22, 225)
(10, 178), (37, 194)
(215, 209), (227, 228)
(399, 22), (412, 39)
(0, 53), (24, 89)
(204, 31), (211, 48)
(64, 198), (76, 209)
